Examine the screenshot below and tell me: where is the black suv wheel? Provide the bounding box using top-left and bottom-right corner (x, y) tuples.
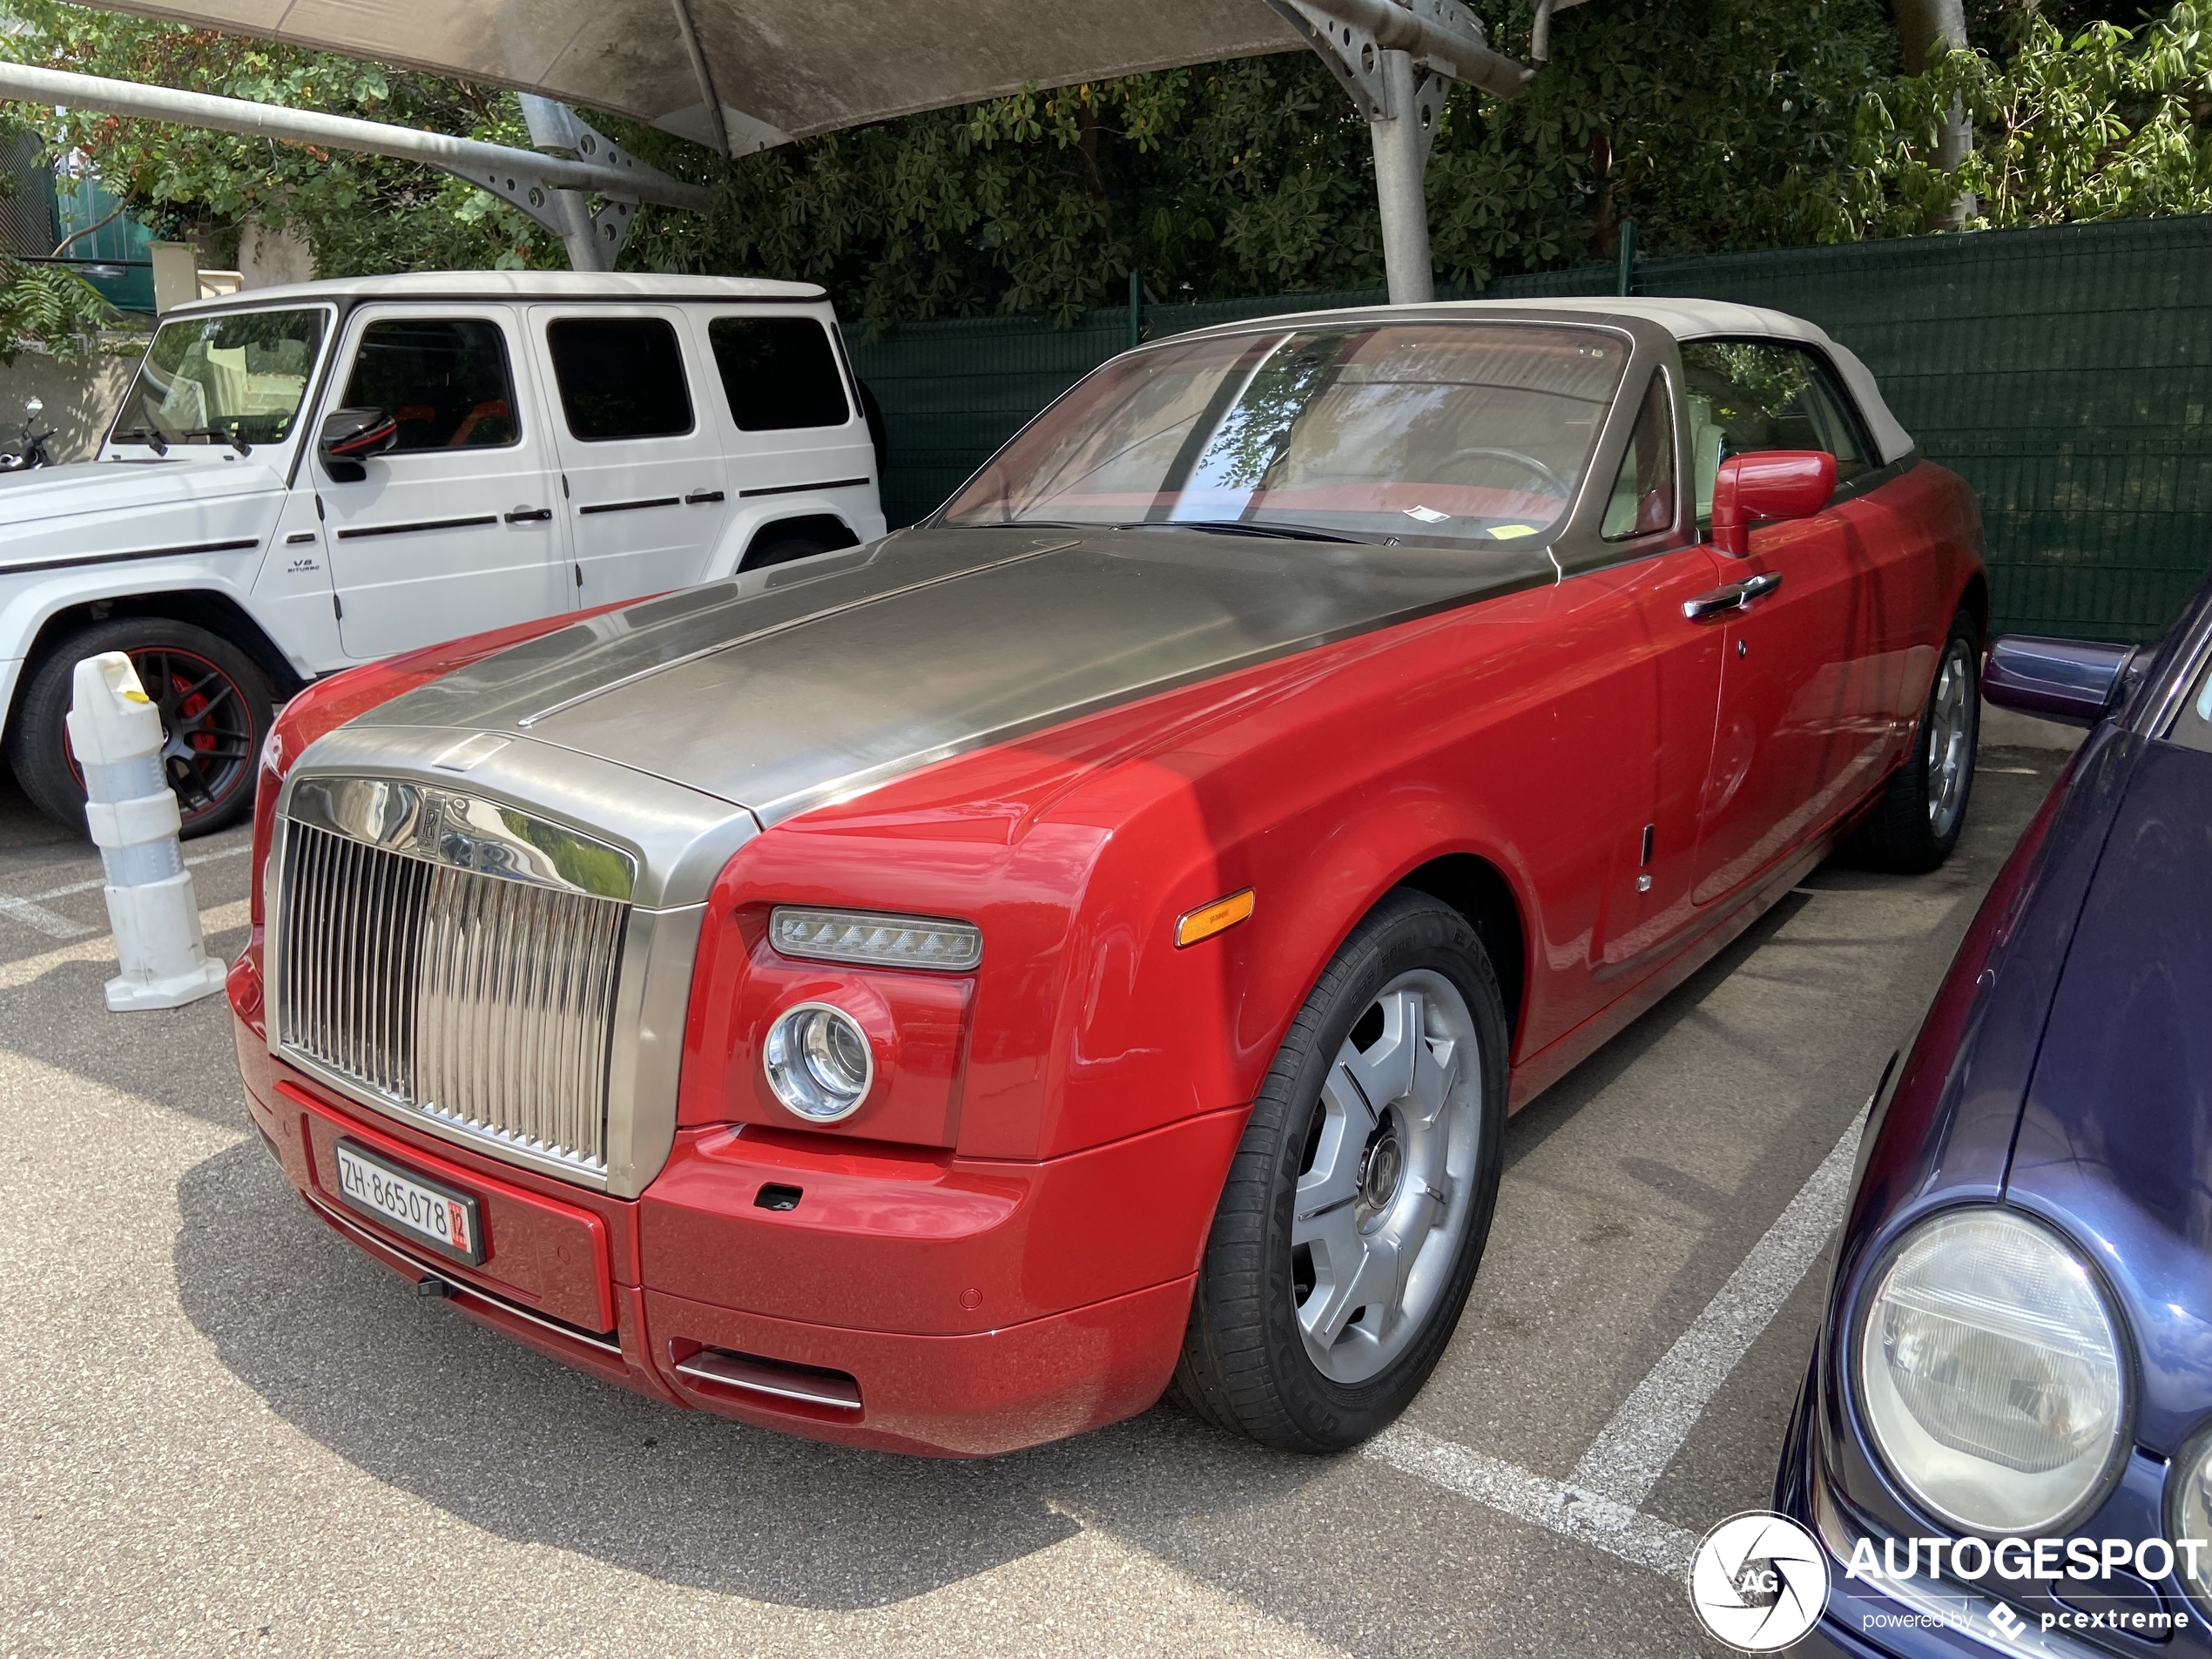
(7, 618), (273, 838)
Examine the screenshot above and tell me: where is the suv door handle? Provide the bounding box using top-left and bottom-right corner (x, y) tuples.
(504, 506), (553, 523)
(1683, 570), (1782, 620)
(685, 489), (725, 505)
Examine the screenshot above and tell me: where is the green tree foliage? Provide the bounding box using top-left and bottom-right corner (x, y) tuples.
(0, 0), (549, 272)
(1848, 3), (2212, 232)
(622, 0), (1903, 330)
(0, 247), (113, 361)
(3, 0), (2209, 354)
(0, 110), (112, 361)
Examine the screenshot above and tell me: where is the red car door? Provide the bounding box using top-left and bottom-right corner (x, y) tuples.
(1463, 365), (1728, 1099)
(1579, 368), (1730, 972)
(1679, 341), (1885, 906)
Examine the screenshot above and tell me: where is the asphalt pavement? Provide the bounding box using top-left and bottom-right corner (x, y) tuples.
(0, 734), (2065, 1658)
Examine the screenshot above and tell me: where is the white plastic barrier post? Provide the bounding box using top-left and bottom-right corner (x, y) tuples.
(67, 652), (227, 1011)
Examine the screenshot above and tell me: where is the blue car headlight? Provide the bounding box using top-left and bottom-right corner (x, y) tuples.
(2167, 1426), (2212, 1614)
(1856, 1207), (2128, 1535)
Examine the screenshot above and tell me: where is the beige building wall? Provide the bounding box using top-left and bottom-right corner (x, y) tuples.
(0, 347), (140, 463)
(239, 220), (314, 289)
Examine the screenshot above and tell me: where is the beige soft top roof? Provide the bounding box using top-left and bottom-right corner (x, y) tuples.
(1450, 298), (1913, 462)
(1168, 294), (1919, 466)
(90, 0), (1305, 154)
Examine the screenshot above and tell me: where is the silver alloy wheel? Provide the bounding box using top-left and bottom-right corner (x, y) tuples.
(1925, 639), (1975, 839)
(1291, 969), (1483, 1385)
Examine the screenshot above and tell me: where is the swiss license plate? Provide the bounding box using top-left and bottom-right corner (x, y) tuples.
(333, 1139), (483, 1265)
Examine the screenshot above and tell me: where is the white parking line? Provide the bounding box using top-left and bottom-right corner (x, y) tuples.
(0, 843), (250, 940)
(0, 894), (94, 939)
(0, 897), (248, 993)
(1568, 1116), (1864, 1508)
(1365, 1113), (1865, 1577)
(1364, 1425), (1703, 1575)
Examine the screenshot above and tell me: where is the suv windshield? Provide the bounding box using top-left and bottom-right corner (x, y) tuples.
(112, 307), (328, 448)
(940, 321), (1627, 545)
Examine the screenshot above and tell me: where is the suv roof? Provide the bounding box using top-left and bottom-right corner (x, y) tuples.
(167, 270), (827, 318)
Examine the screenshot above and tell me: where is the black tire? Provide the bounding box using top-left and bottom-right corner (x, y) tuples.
(6, 617), (273, 839)
(739, 535), (834, 574)
(1170, 889), (1508, 1453)
(1844, 607), (1980, 874)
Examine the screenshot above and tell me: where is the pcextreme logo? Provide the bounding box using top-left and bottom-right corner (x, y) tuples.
(1687, 1512), (1831, 1651)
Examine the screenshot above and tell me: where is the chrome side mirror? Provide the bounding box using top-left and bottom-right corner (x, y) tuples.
(1983, 635), (2136, 728)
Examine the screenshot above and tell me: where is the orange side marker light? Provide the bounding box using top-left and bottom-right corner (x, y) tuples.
(1175, 887), (1256, 948)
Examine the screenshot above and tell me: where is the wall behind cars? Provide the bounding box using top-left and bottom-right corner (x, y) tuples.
(847, 213), (2212, 644)
(0, 345), (137, 462)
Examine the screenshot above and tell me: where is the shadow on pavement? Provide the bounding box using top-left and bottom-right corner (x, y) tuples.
(0, 921), (253, 1130)
(172, 1137), (1332, 1612)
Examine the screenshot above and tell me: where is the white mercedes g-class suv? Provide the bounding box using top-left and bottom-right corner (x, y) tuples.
(0, 271), (887, 835)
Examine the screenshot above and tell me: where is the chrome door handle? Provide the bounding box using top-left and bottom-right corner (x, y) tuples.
(503, 506), (552, 523)
(1683, 570), (1782, 620)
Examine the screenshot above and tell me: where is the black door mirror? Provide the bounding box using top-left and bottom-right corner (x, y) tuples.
(319, 406), (398, 482)
(1984, 634), (2137, 728)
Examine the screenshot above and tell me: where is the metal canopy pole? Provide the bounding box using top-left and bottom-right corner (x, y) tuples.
(1367, 48), (1442, 303)
(1267, 0), (1588, 303)
(0, 61), (709, 273)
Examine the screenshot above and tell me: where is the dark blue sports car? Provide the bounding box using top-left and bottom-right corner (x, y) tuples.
(1776, 586), (2212, 1656)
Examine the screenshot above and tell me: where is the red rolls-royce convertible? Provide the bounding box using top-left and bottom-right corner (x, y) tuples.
(229, 300), (1986, 1456)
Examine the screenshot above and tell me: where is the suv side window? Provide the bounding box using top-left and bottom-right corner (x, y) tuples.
(342, 318), (518, 450)
(1679, 341), (1872, 519)
(708, 317), (850, 431)
(545, 317), (693, 441)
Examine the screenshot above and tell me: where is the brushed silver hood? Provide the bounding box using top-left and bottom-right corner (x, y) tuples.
(354, 526), (1553, 826)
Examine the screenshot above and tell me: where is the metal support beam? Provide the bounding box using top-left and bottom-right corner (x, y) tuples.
(0, 61), (707, 274)
(666, 0), (733, 156)
(1270, 0), (1591, 304)
(517, 95), (661, 269)
(1368, 50), (1443, 303)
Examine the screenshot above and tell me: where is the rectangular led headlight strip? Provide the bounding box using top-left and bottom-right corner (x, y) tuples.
(768, 906), (984, 973)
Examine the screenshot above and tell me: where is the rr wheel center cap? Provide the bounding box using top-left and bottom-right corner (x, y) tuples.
(1359, 1130), (1404, 1213)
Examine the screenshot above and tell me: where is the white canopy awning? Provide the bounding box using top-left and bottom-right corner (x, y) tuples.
(97, 0), (1311, 153)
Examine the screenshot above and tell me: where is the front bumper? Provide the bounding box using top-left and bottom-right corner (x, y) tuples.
(1775, 1359), (2189, 1659)
(234, 987), (1235, 1457)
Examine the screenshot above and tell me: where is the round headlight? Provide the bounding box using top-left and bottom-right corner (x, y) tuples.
(763, 1002), (874, 1123)
(1857, 1207), (2126, 1534)
(2168, 1426), (2212, 1613)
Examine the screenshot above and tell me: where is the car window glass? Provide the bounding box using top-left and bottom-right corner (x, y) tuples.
(709, 317), (850, 431)
(545, 317), (693, 442)
(341, 318), (519, 451)
(1601, 370), (1677, 541)
(113, 307), (326, 447)
(1680, 341), (1870, 519)
(941, 321), (1627, 548)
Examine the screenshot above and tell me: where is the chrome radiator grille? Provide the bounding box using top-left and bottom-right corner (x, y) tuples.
(275, 818), (628, 1174)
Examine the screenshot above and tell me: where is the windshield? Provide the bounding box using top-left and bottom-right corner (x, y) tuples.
(940, 322), (1628, 544)
(112, 308), (328, 448)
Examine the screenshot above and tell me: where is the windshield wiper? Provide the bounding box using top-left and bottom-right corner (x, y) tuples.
(110, 426), (169, 455)
(1119, 519), (1366, 544)
(960, 516), (1365, 544)
(179, 426), (253, 456)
